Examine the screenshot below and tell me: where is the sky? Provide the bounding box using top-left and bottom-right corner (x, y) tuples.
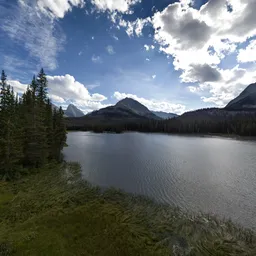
(0, 0), (256, 114)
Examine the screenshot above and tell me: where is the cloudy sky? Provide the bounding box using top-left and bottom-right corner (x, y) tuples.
(0, 0), (256, 114)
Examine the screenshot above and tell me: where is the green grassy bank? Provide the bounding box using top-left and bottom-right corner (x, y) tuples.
(0, 162), (255, 255)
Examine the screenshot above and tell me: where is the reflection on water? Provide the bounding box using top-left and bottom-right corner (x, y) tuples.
(64, 132), (256, 229)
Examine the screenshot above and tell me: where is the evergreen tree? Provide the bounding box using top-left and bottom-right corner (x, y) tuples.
(37, 68), (48, 104)
(0, 68), (67, 179)
(0, 77), (23, 180)
(45, 98), (54, 160)
(52, 106), (67, 161)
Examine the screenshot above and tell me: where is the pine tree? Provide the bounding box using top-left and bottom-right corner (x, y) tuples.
(52, 106), (67, 161)
(37, 68), (48, 104)
(0, 68), (67, 178)
(0, 75), (23, 179)
(45, 98), (54, 160)
(22, 86), (38, 167)
(35, 69), (49, 165)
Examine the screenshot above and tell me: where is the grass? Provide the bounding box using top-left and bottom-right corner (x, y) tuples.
(0, 162), (255, 256)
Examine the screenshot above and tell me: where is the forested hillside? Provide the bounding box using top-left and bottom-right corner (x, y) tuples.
(0, 69), (66, 180)
(66, 108), (256, 136)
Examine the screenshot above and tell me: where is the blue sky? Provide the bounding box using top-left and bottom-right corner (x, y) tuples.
(0, 0), (256, 114)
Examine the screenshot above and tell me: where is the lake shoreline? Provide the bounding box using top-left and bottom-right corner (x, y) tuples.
(67, 129), (256, 141)
(0, 162), (255, 255)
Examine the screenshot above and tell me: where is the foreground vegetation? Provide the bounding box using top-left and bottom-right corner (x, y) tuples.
(0, 162), (255, 256)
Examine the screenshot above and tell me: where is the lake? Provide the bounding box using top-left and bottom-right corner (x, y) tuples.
(63, 132), (256, 230)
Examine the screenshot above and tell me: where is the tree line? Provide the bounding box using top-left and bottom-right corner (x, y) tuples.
(0, 69), (66, 180)
(66, 110), (256, 136)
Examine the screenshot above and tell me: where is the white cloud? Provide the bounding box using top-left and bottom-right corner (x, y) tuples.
(237, 40), (256, 63)
(49, 94), (66, 103)
(1, 0), (68, 71)
(78, 51), (83, 56)
(144, 44), (155, 51)
(113, 35), (119, 40)
(106, 45), (115, 55)
(87, 83), (100, 90)
(37, 0), (85, 18)
(139, 0), (256, 106)
(152, 75), (156, 79)
(113, 92), (186, 114)
(92, 55), (103, 63)
(9, 80), (28, 94)
(189, 65), (256, 107)
(91, 0), (141, 13)
(91, 93), (107, 101)
(119, 17), (150, 37)
(144, 45), (150, 51)
(46, 74), (108, 111)
(151, 0), (256, 76)
(146, 58), (150, 61)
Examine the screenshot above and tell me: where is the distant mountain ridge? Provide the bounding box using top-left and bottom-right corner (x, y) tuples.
(86, 98), (161, 120)
(226, 83), (256, 110)
(151, 111), (178, 119)
(64, 104), (84, 118)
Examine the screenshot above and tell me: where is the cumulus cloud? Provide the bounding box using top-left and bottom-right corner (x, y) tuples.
(47, 74), (105, 101)
(46, 74), (108, 112)
(151, 0), (256, 69)
(181, 64), (222, 83)
(106, 45), (115, 55)
(8, 80), (28, 94)
(188, 65), (256, 107)
(8, 74), (108, 113)
(91, 0), (141, 13)
(49, 94), (66, 103)
(113, 92), (186, 114)
(152, 75), (156, 79)
(237, 40), (256, 63)
(137, 0), (256, 106)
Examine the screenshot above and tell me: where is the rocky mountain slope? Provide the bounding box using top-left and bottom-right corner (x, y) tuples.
(86, 98), (161, 120)
(226, 83), (256, 110)
(64, 104), (84, 118)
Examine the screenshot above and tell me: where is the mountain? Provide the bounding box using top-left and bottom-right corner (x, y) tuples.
(151, 111), (178, 119)
(115, 98), (160, 120)
(64, 104), (84, 118)
(86, 98), (161, 120)
(226, 83), (256, 110)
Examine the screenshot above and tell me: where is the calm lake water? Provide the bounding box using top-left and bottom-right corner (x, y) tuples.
(64, 132), (256, 229)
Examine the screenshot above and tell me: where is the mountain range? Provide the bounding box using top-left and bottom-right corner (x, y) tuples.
(64, 82), (256, 127)
(151, 111), (178, 119)
(64, 98), (178, 119)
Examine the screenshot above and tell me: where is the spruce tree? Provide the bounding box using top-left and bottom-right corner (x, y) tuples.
(0, 68), (67, 178)
(0, 75), (23, 179)
(22, 86), (39, 167)
(52, 106), (67, 161)
(45, 98), (54, 160)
